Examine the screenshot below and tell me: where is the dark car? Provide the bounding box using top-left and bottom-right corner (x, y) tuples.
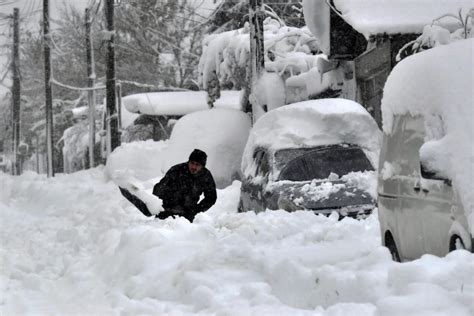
(238, 143), (376, 218)
(237, 98), (381, 218)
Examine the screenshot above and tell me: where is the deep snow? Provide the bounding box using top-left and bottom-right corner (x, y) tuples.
(1, 168), (473, 315)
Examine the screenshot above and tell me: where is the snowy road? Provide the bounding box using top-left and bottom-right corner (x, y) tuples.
(1, 169), (473, 315)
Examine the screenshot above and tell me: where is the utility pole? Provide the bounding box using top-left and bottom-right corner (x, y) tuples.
(105, 0), (120, 154)
(85, 8), (96, 168)
(11, 8), (21, 175)
(43, 0), (54, 177)
(249, 0), (266, 122)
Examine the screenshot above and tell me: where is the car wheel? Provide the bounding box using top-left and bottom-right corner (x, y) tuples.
(450, 235), (466, 251)
(385, 232), (401, 262)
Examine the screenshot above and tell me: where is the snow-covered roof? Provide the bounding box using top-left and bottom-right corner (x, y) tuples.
(122, 90), (242, 115)
(304, 0), (473, 41)
(381, 38), (474, 233)
(242, 98), (381, 176)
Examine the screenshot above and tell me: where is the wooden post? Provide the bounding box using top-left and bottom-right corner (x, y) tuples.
(85, 8), (96, 168)
(11, 8), (21, 175)
(43, 0), (54, 177)
(105, 0), (120, 154)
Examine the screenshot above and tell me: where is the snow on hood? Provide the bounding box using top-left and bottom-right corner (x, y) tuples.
(164, 108), (251, 189)
(122, 90), (242, 116)
(242, 98), (381, 178)
(303, 0), (473, 42)
(381, 38), (474, 234)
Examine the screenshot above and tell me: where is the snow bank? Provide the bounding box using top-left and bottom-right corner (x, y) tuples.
(104, 108), (250, 188)
(303, 0), (473, 41)
(242, 98), (381, 178)
(164, 108), (251, 189)
(1, 170), (473, 314)
(122, 90), (241, 115)
(104, 139), (169, 182)
(381, 39), (474, 234)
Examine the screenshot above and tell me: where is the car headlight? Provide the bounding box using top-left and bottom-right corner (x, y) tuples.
(277, 195), (299, 212)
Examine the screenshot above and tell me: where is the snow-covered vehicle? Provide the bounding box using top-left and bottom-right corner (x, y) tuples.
(378, 39), (474, 261)
(238, 99), (381, 217)
(163, 108), (251, 189)
(121, 90), (241, 142)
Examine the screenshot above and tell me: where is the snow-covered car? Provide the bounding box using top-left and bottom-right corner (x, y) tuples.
(121, 90), (242, 142)
(163, 107), (251, 189)
(378, 39), (474, 261)
(238, 98), (381, 218)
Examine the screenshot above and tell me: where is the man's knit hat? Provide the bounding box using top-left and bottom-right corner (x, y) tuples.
(189, 149), (207, 166)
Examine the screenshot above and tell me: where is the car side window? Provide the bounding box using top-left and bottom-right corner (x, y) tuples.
(419, 115), (450, 183)
(398, 115), (424, 176)
(255, 150), (270, 176)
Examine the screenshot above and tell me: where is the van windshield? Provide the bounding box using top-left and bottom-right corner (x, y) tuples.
(277, 145), (373, 181)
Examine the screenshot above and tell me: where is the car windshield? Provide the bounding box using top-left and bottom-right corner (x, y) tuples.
(277, 145), (374, 181)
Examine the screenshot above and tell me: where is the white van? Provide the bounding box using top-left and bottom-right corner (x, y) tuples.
(377, 39), (473, 261)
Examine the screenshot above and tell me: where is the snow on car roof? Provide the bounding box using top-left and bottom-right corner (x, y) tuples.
(122, 90), (242, 116)
(242, 98), (381, 177)
(381, 38), (474, 234)
(303, 0), (473, 40)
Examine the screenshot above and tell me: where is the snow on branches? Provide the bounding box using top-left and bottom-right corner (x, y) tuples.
(198, 17), (325, 105)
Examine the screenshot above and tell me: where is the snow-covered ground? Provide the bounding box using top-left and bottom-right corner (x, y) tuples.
(1, 168), (473, 315)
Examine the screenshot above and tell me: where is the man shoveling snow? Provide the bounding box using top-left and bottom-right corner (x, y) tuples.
(113, 149), (217, 222)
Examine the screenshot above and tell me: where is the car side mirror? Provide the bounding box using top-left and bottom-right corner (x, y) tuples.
(420, 162), (451, 186)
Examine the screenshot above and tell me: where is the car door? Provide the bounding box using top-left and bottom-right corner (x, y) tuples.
(396, 115), (427, 260)
(378, 116), (403, 249)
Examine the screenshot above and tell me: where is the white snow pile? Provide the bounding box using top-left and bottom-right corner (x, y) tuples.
(105, 108), (251, 189)
(122, 90), (242, 116)
(104, 139), (169, 182)
(303, 0), (473, 45)
(242, 98), (381, 179)
(300, 180), (345, 201)
(1, 170), (474, 315)
(164, 108), (251, 188)
(381, 38), (474, 234)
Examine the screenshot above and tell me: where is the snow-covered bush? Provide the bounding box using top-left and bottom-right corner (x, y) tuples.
(397, 8), (473, 61)
(198, 17), (326, 106)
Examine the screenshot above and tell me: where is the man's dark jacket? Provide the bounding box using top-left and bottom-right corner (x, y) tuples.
(153, 162), (217, 220)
